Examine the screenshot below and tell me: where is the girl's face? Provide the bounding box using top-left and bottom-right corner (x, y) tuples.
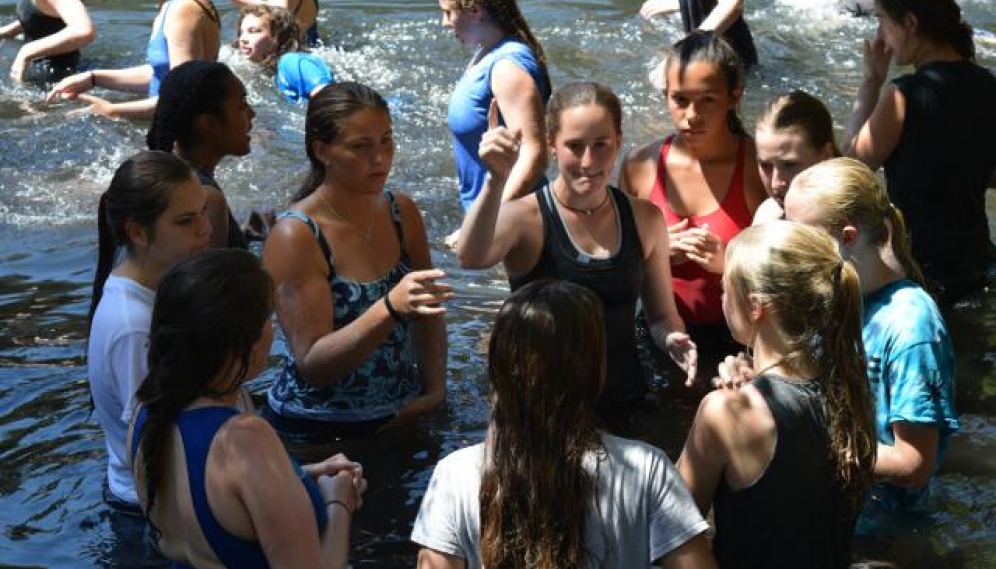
(319, 108), (395, 194)
(550, 104), (622, 196)
(874, 7), (915, 65)
(755, 128), (832, 206)
(665, 60), (741, 145)
(438, 0), (479, 46)
(238, 14), (275, 63)
(144, 177), (211, 269)
(213, 78), (256, 157)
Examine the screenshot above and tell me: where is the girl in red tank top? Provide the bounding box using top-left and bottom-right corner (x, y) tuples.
(621, 32), (765, 327)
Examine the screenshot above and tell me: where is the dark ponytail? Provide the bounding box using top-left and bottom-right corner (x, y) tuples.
(147, 61), (239, 153)
(135, 249), (273, 526)
(875, 0), (975, 61)
(294, 81), (390, 203)
(88, 151), (196, 329)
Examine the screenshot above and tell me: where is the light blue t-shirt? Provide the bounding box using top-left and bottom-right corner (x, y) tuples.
(859, 279), (960, 524)
(447, 38), (549, 210)
(275, 52), (334, 103)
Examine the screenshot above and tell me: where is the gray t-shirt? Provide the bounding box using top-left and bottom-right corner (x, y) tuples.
(411, 432), (709, 568)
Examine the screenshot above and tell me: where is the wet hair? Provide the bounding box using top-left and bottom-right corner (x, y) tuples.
(135, 249), (273, 529)
(481, 279), (605, 569)
(87, 151), (196, 328)
(546, 81), (622, 139)
(790, 157), (926, 288)
(448, 0), (551, 98)
(725, 221), (875, 509)
(147, 61), (241, 153)
(235, 6), (300, 72)
(294, 81), (390, 203)
(755, 90), (841, 157)
(664, 30), (746, 135)
(875, 0), (975, 61)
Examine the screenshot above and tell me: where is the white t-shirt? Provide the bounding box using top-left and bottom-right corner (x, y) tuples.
(411, 432), (709, 568)
(87, 275), (154, 505)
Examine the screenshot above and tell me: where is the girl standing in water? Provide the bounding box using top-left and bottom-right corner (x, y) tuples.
(87, 150), (211, 510)
(131, 249), (364, 568)
(845, 0), (996, 303)
(459, 82), (695, 430)
(263, 82), (450, 441)
(439, 0), (550, 245)
(147, 61), (255, 249)
(677, 220), (876, 568)
(0, 0), (94, 83)
(413, 280), (716, 569)
(621, 31), (765, 352)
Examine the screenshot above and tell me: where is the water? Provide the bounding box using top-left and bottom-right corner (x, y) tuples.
(1, 0), (995, 566)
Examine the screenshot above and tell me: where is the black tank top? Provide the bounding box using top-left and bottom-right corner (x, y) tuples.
(510, 185), (646, 407)
(16, 0), (80, 72)
(713, 375), (859, 569)
(680, 0), (758, 68)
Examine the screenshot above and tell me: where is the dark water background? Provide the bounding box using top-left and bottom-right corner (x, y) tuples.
(1, 0), (995, 567)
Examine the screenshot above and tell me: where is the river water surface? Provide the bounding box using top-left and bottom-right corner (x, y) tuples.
(1, 0), (996, 567)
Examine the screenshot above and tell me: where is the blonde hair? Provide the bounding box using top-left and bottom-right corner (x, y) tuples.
(448, 0), (550, 96)
(790, 157), (926, 288)
(726, 221), (875, 509)
(755, 90), (841, 157)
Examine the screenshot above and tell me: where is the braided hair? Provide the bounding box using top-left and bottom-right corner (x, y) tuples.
(146, 61), (239, 154)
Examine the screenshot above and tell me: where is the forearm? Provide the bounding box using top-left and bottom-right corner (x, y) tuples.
(0, 20), (24, 39)
(101, 97), (159, 119)
(500, 144), (546, 202)
(874, 441), (932, 488)
(697, 0), (743, 34)
(92, 65), (154, 93)
(297, 301), (397, 388)
(844, 76), (885, 156)
(15, 26), (93, 63)
(319, 503), (352, 569)
(457, 174), (506, 268)
(396, 317), (447, 421)
(649, 316), (686, 351)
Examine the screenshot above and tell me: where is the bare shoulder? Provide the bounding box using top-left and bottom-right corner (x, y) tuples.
(262, 209), (326, 278)
(215, 414), (286, 457)
(625, 137), (666, 166)
(699, 384), (775, 444)
(621, 138), (665, 199)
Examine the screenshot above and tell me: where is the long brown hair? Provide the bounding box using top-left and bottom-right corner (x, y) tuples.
(725, 221), (876, 509)
(450, 0), (551, 97)
(481, 279), (605, 569)
(235, 6), (301, 72)
(790, 157), (926, 288)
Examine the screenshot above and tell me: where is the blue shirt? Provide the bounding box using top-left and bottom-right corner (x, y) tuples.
(447, 38), (549, 210)
(860, 280), (959, 520)
(146, 0), (173, 96)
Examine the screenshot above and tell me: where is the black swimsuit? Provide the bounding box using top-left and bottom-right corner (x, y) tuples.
(15, 0), (80, 81)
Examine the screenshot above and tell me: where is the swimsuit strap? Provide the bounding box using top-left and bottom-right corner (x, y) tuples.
(189, 0), (220, 25)
(277, 210), (335, 275)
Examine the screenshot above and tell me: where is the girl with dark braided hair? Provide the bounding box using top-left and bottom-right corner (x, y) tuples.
(147, 60), (255, 249)
(413, 279), (715, 569)
(130, 249), (366, 568)
(438, 0), (551, 246)
(844, 0), (996, 303)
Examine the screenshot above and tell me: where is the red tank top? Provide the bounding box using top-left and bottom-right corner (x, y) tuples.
(649, 135), (752, 325)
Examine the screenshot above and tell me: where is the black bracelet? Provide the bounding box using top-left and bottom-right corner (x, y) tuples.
(88, 71), (95, 88)
(325, 499), (353, 515)
(383, 293), (406, 324)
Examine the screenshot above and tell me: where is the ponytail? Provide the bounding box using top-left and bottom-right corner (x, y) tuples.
(884, 203), (926, 288)
(818, 260), (876, 509)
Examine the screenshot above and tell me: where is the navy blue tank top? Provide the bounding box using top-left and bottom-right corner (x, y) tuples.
(712, 375), (859, 569)
(510, 185), (646, 407)
(132, 406), (328, 569)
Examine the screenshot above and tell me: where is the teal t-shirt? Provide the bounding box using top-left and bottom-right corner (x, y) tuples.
(858, 279), (960, 530)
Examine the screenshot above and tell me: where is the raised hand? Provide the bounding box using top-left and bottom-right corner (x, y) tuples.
(478, 98), (521, 183)
(387, 269), (453, 320)
(666, 331), (699, 387)
(863, 27), (892, 86)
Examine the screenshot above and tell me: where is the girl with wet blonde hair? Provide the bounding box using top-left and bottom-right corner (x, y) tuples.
(784, 158), (960, 534)
(678, 220), (876, 567)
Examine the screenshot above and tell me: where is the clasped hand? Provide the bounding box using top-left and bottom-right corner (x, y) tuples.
(668, 219), (724, 272)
